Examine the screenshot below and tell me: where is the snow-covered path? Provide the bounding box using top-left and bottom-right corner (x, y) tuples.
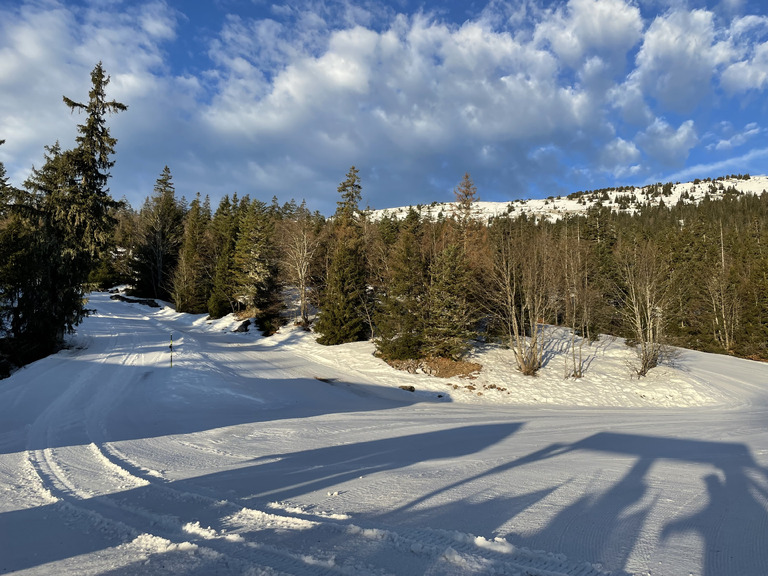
(1, 293), (767, 575)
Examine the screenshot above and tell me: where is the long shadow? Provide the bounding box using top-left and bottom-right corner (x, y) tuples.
(0, 422), (522, 573)
(372, 431), (768, 574)
(513, 433), (767, 574)
(0, 360), (440, 455)
(0, 297), (448, 456)
(2, 426), (766, 575)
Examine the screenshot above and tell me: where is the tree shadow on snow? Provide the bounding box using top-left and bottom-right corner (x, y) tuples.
(379, 431), (768, 575)
(0, 422), (521, 573)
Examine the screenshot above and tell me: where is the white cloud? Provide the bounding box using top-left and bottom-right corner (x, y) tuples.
(706, 121), (762, 150)
(0, 1), (202, 201)
(626, 9), (734, 113)
(204, 13), (597, 153)
(534, 0), (643, 69)
(719, 15), (768, 92)
(3, 0), (768, 212)
(664, 146), (768, 183)
(721, 41), (768, 91)
(601, 137), (642, 176)
(637, 118), (699, 165)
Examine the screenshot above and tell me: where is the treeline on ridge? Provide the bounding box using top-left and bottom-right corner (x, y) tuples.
(95, 168), (768, 377)
(1, 63), (767, 378)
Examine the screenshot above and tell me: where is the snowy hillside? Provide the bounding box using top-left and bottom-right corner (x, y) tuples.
(369, 175), (768, 222)
(1, 292), (767, 575)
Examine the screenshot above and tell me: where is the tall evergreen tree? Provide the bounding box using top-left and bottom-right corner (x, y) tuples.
(374, 214), (427, 360)
(454, 172), (478, 220)
(232, 198), (283, 333)
(60, 62), (127, 258)
(315, 167), (369, 345)
(132, 166), (185, 300)
(0, 64), (125, 362)
(172, 193), (212, 313)
(207, 194), (242, 318)
(423, 243), (476, 359)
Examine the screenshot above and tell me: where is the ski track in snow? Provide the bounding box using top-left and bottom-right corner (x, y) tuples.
(1, 292), (768, 575)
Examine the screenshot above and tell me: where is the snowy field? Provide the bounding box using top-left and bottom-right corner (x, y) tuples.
(1, 292), (767, 575)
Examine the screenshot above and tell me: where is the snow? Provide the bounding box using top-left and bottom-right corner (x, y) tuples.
(1, 292), (768, 575)
(367, 175), (768, 223)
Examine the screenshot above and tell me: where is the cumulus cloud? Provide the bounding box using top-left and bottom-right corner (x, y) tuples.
(2, 0), (768, 212)
(200, 10), (608, 206)
(637, 118), (699, 165)
(534, 0), (643, 69)
(0, 1), (188, 181)
(719, 15), (768, 91)
(601, 137), (642, 176)
(623, 9), (734, 113)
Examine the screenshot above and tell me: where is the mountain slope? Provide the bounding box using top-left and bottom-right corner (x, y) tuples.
(369, 175), (768, 222)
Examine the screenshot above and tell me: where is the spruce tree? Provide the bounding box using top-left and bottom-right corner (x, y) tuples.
(232, 198), (283, 333)
(423, 243), (476, 359)
(60, 62), (127, 258)
(172, 193), (212, 313)
(315, 167), (369, 345)
(132, 166), (185, 300)
(0, 63), (125, 362)
(374, 217), (427, 360)
(454, 171), (478, 220)
(207, 195), (242, 318)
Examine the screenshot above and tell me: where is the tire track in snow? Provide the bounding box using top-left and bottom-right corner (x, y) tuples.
(31, 417), (612, 576)
(17, 296), (618, 574)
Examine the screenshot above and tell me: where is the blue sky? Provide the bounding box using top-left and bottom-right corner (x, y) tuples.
(1, 0), (767, 214)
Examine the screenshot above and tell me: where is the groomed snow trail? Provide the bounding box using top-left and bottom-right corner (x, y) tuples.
(1, 293), (767, 575)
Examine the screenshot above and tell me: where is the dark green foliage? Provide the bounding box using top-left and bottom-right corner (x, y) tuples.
(207, 194), (242, 318)
(0, 65), (125, 363)
(374, 219), (427, 360)
(131, 166), (185, 300)
(315, 167), (369, 345)
(315, 224), (368, 345)
(233, 198), (283, 333)
(60, 62), (126, 257)
(423, 243), (477, 359)
(335, 166), (362, 225)
(172, 193), (212, 313)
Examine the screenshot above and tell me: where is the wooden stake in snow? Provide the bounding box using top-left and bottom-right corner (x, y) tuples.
(169, 334), (173, 368)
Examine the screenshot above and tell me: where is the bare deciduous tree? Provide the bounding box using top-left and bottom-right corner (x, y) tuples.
(486, 218), (557, 375)
(561, 220), (596, 378)
(278, 203), (321, 327)
(615, 239), (671, 376)
(707, 221), (740, 352)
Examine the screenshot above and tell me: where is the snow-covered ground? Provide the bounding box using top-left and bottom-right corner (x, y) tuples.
(1, 292), (767, 575)
(368, 175), (768, 223)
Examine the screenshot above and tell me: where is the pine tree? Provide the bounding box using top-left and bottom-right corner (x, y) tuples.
(1, 65), (125, 363)
(454, 171), (478, 221)
(207, 195), (242, 318)
(172, 193), (212, 313)
(60, 62), (127, 258)
(315, 167), (369, 345)
(335, 166), (362, 225)
(374, 216), (427, 360)
(232, 198), (283, 333)
(315, 225), (368, 345)
(423, 243), (476, 359)
(132, 166), (185, 300)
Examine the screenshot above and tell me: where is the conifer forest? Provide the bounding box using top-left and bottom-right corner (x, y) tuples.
(2, 64), (768, 378)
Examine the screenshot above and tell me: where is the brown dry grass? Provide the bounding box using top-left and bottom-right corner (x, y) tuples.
(383, 356), (482, 379)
